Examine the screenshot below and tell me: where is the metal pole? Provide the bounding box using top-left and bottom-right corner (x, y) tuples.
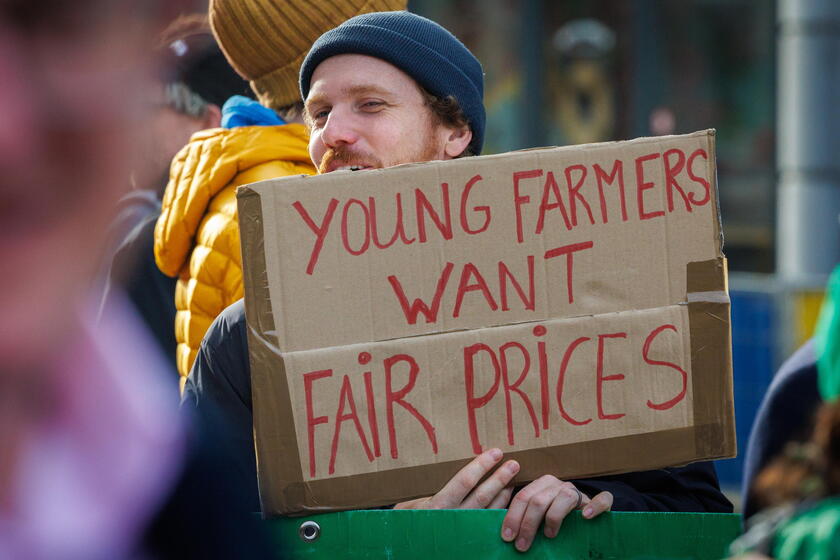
(521, 0), (545, 148)
(776, 0), (840, 284)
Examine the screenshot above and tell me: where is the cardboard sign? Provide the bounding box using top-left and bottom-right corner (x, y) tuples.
(238, 130), (735, 516)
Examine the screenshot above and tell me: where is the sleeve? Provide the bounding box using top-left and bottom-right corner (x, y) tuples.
(143, 406), (278, 559)
(570, 462), (733, 513)
(116, 217), (178, 367)
(741, 340), (821, 520)
(181, 298), (261, 512)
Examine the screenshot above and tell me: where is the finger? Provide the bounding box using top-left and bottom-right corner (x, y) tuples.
(501, 476), (552, 542)
(514, 485), (563, 552)
(582, 491), (613, 519)
(577, 492), (591, 509)
(487, 485), (514, 509)
(461, 460), (520, 509)
(393, 496), (430, 510)
(428, 448), (503, 508)
(501, 475), (557, 544)
(543, 483), (585, 538)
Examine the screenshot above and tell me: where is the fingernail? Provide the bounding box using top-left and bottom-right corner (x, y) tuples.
(507, 460), (520, 473)
(583, 507), (593, 518)
(516, 538), (528, 551)
(489, 448), (502, 461)
(502, 527), (513, 541)
(545, 528), (557, 538)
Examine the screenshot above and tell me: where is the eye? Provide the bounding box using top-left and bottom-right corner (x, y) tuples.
(309, 107), (330, 127)
(359, 100), (385, 111)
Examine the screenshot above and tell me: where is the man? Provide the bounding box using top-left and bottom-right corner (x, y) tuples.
(184, 10), (732, 553)
(99, 15), (250, 369)
(154, 0), (404, 393)
(0, 1), (274, 557)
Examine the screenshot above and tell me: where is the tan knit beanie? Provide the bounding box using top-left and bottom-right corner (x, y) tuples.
(209, 0), (407, 110)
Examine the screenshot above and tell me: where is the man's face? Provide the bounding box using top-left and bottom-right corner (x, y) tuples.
(305, 54), (467, 173)
(139, 85), (219, 190)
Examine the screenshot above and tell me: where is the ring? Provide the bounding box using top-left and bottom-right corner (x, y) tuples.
(573, 487), (583, 509)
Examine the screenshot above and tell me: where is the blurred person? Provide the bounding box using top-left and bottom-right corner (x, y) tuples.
(138, 15), (250, 192)
(0, 1), (274, 557)
(729, 266), (840, 559)
(185, 10), (732, 553)
(741, 340), (821, 521)
(98, 15), (251, 370)
(154, 0), (405, 392)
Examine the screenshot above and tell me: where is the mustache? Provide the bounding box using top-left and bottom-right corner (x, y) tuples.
(318, 146), (381, 174)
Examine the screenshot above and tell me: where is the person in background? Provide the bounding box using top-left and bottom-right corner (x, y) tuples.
(741, 340), (821, 521)
(730, 265), (840, 559)
(154, 0), (405, 393)
(185, 10), (732, 554)
(99, 14), (251, 370)
(0, 1), (274, 557)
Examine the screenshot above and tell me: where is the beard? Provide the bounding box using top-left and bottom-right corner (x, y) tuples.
(317, 126), (444, 174)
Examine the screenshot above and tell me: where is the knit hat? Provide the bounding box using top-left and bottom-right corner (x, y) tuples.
(299, 11), (485, 154)
(209, 0), (406, 111)
(168, 42), (252, 107)
(158, 14), (252, 107)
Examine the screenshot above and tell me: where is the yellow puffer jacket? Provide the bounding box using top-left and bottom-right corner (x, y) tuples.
(155, 124), (315, 389)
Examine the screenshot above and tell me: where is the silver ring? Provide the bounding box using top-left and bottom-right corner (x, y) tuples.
(298, 520), (321, 542)
(573, 487), (583, 509)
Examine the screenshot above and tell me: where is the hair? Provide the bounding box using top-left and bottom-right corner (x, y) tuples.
(157, 14), (211, 51)
(156, 15), (214, 118)
(751, 401), (840, 511)
(420, 87), (474, 158)
(163, 82), (209, 118)
(277, 101), (305, 123)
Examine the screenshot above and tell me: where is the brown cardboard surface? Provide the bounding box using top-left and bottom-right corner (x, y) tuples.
(237, 130), (735, 516)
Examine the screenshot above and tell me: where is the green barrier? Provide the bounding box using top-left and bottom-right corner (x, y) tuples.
(267, 510), (741, 559)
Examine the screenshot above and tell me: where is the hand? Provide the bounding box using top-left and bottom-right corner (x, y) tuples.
(395, 448), (520, 509)
(501, 475), (613, 552)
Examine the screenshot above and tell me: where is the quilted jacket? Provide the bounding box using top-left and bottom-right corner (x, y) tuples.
(154, 124), (314, 388)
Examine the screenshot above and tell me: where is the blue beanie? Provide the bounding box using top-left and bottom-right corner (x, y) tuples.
(300, 11), (485, 155)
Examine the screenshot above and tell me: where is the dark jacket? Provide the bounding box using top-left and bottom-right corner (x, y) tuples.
(183, 299), (733, 514)
(741, 340), (821, 520)
(99, 191), (178, 371)
(142, 406), (278, 559)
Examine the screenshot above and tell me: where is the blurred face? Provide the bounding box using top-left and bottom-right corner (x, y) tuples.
(0, 2), (167, 371)
(305, 54), (471, 174)
(138, 87), (220, 190)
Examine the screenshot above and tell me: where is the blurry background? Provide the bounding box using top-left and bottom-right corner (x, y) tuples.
(415, 0), (777, 271)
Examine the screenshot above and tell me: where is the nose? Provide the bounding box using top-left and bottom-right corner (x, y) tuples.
(319, 107), (359, 149)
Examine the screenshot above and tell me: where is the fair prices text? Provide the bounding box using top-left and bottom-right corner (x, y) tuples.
(302, 322), (688, 479)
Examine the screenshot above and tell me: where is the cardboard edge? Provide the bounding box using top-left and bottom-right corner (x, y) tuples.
(237, 187), (306, 515)
(269, 426), (727, 517)
(704, 131), (725, 254)
(243, 130), (718, 195)
(686, 258), (736, 462)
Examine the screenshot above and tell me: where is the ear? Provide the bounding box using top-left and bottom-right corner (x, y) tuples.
(203, 103), (223, 129)
(442, 124), (473, 159)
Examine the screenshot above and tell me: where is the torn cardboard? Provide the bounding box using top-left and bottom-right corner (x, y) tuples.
(238, 129), (735, 516)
